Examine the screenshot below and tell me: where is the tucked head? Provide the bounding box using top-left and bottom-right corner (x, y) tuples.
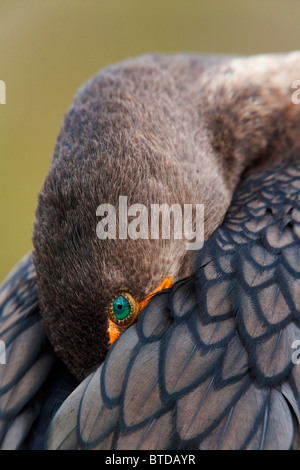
(33, 52), (300, 380)
(32, 56), (199, 380)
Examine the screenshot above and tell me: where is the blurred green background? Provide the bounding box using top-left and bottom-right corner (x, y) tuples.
(1, 0), (300, 282)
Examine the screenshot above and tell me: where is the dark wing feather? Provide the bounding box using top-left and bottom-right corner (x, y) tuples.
(47, 161), (300, 450)
(0, 253), (59, 449)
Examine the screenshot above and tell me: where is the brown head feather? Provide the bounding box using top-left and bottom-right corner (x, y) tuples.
(33, 52), (300, 380)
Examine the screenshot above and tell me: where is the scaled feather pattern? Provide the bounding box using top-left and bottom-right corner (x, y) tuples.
(47, 161), (300, 450)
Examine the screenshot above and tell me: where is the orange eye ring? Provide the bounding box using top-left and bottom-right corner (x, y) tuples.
(108, 291), (140, 328)
(107, 277), (172, 346)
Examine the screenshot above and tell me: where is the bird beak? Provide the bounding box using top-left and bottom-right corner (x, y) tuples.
(139, 276), (172, 310)
(108, 276), (172, 346)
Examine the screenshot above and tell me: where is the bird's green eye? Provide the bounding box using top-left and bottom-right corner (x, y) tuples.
(113, 296), (131, 320)
(108, 291), (140, 327)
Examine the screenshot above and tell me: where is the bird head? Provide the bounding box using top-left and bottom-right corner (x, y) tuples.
(32, 60), (198, 380)
(33, 52), (300, 381)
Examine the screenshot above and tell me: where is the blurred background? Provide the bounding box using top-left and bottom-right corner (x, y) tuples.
(1, 0), (300, 282)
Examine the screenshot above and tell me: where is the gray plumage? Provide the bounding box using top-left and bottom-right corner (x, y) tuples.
(46, 161), (300, 450)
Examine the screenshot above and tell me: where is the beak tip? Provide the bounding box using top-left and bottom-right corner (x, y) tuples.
(139, 276), (172, 311)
